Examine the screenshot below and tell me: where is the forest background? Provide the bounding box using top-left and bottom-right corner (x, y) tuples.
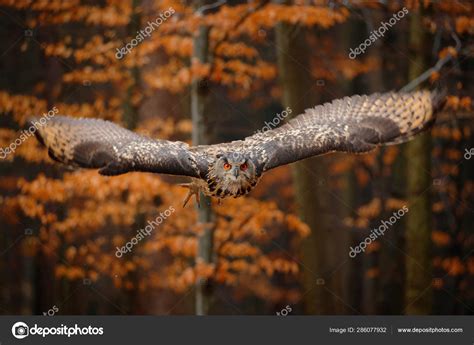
(0, 0), (472, 315)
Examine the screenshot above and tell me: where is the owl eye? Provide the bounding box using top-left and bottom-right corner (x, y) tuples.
(223, 163), (231, 170)
(240, 163), (248, 171)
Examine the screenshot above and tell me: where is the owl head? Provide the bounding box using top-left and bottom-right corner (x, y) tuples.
(207, 152), (257, 197)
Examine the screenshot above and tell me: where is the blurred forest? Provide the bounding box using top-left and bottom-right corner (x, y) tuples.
(0, 0), (473, 315)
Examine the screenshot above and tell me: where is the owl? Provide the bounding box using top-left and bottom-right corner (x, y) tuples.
(30, 90), (444, 207)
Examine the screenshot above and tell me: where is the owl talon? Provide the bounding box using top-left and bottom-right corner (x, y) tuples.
(179, 182), (201, 208)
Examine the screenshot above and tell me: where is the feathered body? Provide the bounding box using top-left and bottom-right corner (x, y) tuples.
(30, 90), (444, 206)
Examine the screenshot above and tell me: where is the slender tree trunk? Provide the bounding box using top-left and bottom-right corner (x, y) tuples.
(362, 9), (385, 315)
(192, 0), (214, 315)
(275, 19), (337, 314)
(404, 9), (432, 315)
(377, 9), (407, 315)
(337, 17), (359, 314)
(36, 25), (64, 316)
(122, 0), (141, 130)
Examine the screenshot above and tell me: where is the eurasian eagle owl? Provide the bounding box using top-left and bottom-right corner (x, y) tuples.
(30, 90), (444, 206)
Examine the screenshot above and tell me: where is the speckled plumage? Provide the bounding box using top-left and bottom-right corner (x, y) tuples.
(31, 90), (443, 206)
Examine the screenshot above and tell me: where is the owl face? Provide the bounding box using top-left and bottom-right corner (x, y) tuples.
(207, 152), (257, 197)
(216, 152), (255, 182)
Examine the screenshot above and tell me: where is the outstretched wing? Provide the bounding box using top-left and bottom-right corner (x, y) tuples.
(236, 90), (443, 172)
(30, 116), (201, 177)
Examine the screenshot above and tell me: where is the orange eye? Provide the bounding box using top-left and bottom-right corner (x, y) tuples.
(223, 163), (231, 170)
(240, 163), (248, 171)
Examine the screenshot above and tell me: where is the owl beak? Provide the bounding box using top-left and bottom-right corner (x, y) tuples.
(232, 168), (239, 178)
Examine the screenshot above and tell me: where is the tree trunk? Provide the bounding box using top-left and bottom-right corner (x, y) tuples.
(377, 9), (407, 315)
(275, 19), (337, 314)
(404, 9), (432, 315)
(122, 0), (141, 130)
(337, 16), (360, 314)
(192, 0), (214, 316)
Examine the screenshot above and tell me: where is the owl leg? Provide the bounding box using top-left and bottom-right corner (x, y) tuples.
(179, 182), (201, 208)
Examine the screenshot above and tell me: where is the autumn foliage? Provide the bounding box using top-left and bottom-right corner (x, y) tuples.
(0, 0), (473, 314)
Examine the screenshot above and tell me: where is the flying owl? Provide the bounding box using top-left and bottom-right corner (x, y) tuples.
(30, 90), (443, 207)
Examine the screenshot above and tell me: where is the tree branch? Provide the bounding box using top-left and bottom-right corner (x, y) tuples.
(400, 32), (461, 92)
(196, 0), (226, 15)
(207, 0), (271, 78)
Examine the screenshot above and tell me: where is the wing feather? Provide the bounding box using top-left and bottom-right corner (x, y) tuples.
(31, 91), (443, 180)
(236, 90), (443, 172)
(30, 116), (201, 177)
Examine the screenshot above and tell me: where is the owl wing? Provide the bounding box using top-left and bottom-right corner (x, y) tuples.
(30, 116), (203, 177)
(236, 90), (443, 173)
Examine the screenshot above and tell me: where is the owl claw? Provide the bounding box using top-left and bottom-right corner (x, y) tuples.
(179, 182), (201, 208)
